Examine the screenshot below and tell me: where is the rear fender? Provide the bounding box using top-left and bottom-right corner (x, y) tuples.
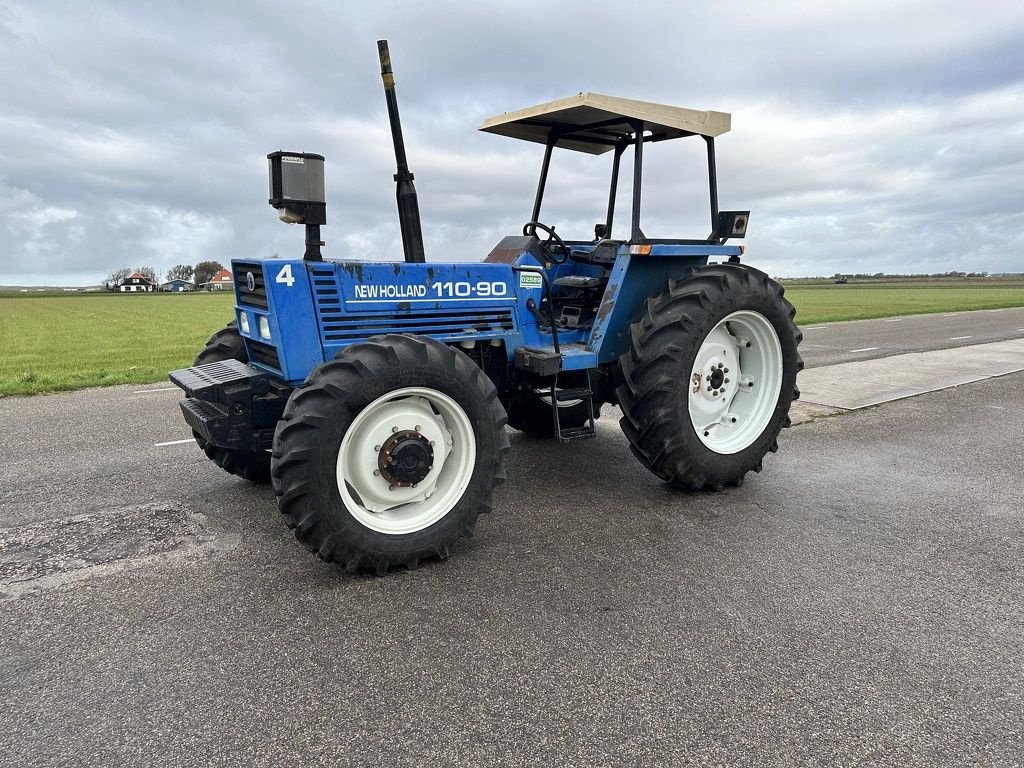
(588, 253), (710, 364)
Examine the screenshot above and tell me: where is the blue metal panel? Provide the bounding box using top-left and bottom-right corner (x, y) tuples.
(233, 259), (323, 385)
(586, 245), (741, 364)
(646, 244), (743, 258)
(229, 240), (743, 385)
(310, 261), (524, 361)
(232, 255), (559, 384)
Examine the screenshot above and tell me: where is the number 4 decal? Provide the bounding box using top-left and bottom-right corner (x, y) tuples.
(275, 264), (295, 287)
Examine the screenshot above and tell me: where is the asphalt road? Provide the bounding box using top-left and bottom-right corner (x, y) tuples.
(798, 306), (1024, 368)
(2, 314), (1023, 767)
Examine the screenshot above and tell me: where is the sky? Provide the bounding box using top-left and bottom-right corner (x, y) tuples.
(1, 0), (1022, 285)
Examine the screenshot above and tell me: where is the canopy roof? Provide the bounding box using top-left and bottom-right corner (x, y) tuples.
(479, 92), (730, 155)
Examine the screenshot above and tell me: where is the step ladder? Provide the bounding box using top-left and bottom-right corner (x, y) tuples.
(549, 370), (597, 443)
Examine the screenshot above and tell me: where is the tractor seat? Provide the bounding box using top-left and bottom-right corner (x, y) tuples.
(569, 239), (623, 267)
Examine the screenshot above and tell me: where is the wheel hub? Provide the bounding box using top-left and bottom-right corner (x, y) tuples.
(378, 430), (434, 487)
(693, 356), (731, 401)
(708, 366), (726, 391)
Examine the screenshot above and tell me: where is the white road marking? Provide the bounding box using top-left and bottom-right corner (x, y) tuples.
(950, 336), (973, 340)
(803, 326), (826, 331)
(154, 438), (194, 447)
(850, 347), (879, 353)
(883, 318), (904, 322)
(134, 387), (178, 394)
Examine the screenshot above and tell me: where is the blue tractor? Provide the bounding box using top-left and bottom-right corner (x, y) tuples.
(170, 42), (802, 574)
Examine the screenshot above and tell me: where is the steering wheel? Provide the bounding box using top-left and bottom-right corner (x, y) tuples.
(523, 221), (570, 264)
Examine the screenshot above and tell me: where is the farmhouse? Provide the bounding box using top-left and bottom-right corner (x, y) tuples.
(200, 269), (234, 291)
(118, 273), (157, 292)
(161, 279), (196, 292)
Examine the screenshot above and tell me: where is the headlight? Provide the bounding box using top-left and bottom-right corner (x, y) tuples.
(259, 316), (271, 340)
(238, 313), (250, 334)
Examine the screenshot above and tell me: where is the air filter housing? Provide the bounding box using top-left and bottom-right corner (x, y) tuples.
(267, 151), (326, 225)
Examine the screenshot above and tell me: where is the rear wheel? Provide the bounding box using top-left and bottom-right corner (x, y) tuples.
(617, 264), (802, 490)
(271, 334), (509, 574)
(192, 322), (272, 483)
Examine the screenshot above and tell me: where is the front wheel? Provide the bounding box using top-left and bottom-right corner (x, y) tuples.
(271, 334), (509, 574)
(192, 321), (272, 483)
(617, 264), (802, 490)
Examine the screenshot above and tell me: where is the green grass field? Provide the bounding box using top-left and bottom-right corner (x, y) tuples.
(0, 292), (235, 396)
(781, 279), (1024, 323)
(2, 280), (1023, 396)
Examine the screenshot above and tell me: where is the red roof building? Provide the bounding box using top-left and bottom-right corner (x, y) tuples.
(201, 268), (234, 291)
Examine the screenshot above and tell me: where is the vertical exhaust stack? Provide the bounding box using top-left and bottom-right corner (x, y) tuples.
(378, 40), (426, 264)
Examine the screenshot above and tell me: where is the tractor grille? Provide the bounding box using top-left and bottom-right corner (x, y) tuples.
(234, 262), (268, 309)
(321, 308), (515, 342)
(247, 339), (281, 371)
(309, 266), (513, 342)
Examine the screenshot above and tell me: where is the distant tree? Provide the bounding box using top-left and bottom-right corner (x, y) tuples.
(194, 260), (224, 286)
(106, 267), (131, 285)
(166, 264), (194, 282)
(134, 266), (159, 283)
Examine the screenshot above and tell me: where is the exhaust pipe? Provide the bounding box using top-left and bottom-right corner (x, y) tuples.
(377, 40), (426, 264)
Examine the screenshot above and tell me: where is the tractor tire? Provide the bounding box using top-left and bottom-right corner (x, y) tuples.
(617, 264), (802, 490)
(191, 321), (272, 484)
(271, 334), (510, 574)
(507, 380), (600, 438)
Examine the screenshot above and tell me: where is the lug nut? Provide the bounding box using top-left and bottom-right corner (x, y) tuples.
(373, 469), (380, 476)
(724, 378), (730, 384)
(713, 390), (719, 396)
(707, 386), (713, 392)
(724, 368), (729, 373)
(374, 445), (381, 451)
(414, 425), (421, 431)
(392, 426), (399, 433)
(388, 484), (395, 491)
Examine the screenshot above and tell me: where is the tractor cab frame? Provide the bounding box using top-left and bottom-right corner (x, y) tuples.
(480, 92), (749, 248)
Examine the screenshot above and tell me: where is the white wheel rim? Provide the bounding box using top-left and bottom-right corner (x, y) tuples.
(533, 387), (583, 408)
(337, 387), (476, 534)
(688, 310), (783, 454)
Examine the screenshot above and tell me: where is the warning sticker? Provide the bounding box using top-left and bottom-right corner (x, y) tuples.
(519, 273), (543, 289)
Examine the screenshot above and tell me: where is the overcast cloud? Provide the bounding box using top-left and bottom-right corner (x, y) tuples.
(1, 0), (1022, 284)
